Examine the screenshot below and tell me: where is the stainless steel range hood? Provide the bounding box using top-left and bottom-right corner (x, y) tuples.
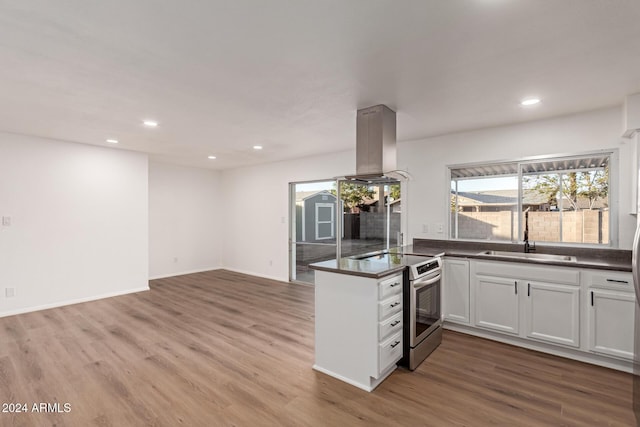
(344, 105), (407, 184)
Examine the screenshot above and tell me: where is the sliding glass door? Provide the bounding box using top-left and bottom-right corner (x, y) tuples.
(289, 180), (338, 284)
(289, 179), (403, 285)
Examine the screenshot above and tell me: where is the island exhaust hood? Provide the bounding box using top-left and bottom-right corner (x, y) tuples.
(344, 105), (408, 184)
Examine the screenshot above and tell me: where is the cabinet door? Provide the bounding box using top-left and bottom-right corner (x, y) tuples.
(588, 289), (635, 360)
(443, 259), (470, 324)
(524, 282), (580, 348)
(475, 275), (519, 335)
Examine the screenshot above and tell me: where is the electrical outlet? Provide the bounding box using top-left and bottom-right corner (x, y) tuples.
(173, 257), (178, 263)
(422, 224), (429, 233)
(5, 288), (15, 298)
(436, 223), (444, 233)
(2, 216), (11, 226)
(269, 260), (273, 267)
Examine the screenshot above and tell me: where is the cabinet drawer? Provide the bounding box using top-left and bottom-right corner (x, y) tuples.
(379, 294), (402, 320)
(588, 271), (633, 291)
(379, 274), (403, 300)
(378, 332), (403, 375)
(475, 261), (579, 285)
(379, 312), (403, 341)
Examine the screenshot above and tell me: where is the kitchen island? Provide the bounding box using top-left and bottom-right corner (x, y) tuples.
(310, 248), (439, 391)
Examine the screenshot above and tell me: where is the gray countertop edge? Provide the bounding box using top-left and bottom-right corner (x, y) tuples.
(310, 263), (406, 279)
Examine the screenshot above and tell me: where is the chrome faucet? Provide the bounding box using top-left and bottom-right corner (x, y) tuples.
(524, 208), (536, 253)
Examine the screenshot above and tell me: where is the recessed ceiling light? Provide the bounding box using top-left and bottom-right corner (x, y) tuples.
(143, 120), (158, 127)
(207, 155), (217, 160)
(521, 98), (541, 106)
(106, 139), (119, 144)
(253, 145), (263, 150)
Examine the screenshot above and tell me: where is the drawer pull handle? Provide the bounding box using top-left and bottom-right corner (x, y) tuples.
(390, 282), (401, 287)
(390, 341), (401, 348)
(591, 291), (594, 306)
(606, 279), (629, 284)
(390, 320), (401, 327)
(390, 302), (400, 308)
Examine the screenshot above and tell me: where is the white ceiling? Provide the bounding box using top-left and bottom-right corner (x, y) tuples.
(1, 1), (640, 170)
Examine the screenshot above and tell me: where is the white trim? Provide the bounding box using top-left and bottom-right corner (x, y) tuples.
(301, 202), (306, 242)
(0, 286), (150, 319)
(149, 266), (222, 280)
(315, 202), (335, 240)
(312, 364), (396, 392)
(221, 267), (289, 284)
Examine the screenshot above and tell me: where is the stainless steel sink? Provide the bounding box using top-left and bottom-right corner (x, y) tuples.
(477, 250), (577, 263)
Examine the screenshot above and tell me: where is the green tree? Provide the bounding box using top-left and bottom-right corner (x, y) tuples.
(524, 168), (608, 210)
(389, 184), (401, 202)
(331, 183), (375, 212)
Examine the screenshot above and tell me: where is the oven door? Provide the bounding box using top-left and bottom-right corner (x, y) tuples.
(410, 272), (442, 348)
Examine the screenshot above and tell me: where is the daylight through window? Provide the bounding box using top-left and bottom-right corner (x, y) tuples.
(449, 152), (612, 245)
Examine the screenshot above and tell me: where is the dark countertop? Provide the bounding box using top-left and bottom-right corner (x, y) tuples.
(309, 247), (443, 279)
(412, 239), (632, 272)
(309, 240), (631, 279)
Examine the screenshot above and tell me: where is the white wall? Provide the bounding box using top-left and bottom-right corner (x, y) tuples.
(1, 106), (628, 317)
(221, 150), (355, 281)
(149, 162), (222, 279)
(398, 106), (636, 248)
(0, 133), (149, 316)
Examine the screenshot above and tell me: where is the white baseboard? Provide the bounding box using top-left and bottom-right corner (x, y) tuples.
(149, 266), (289, 285)
(312, 365), (373, 392)
(0, 286), (150, 319)
(221, 267), (288, 284)
(149, 266), (222, 280)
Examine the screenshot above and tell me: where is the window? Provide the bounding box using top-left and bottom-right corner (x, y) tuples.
(449, 152), (613, 246)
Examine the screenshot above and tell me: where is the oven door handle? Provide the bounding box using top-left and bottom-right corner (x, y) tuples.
(413, 274), (441, 289)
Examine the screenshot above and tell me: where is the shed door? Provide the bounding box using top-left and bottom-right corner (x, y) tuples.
(315, 203), (335, 240)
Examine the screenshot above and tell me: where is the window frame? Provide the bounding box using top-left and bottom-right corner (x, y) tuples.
(446, 149), (618, 248)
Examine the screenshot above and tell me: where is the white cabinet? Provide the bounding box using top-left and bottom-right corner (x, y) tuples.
(524, 281), (580, 347)
(585, 270), (635, 361)
(449, 259), (634, 372)
(472, 261), (580, 347)
(314, 270), (404, 391)
(475, 275), (519, 335)
(442, 258), (470, 324)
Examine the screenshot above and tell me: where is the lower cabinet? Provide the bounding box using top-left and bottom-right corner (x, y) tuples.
(475, 275), (519, 335)
(314, 270), (404, 391)
(442, 258), (470, 324)
(461, 260), (635, 371)
(472, 261), (581, 348)
(524, 281), (580, 348)
(588, 288), (635, 360)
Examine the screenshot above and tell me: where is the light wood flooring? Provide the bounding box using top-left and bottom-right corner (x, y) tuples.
(0, 269), (636, 426)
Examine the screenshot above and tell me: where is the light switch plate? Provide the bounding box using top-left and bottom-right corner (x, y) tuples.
(2, 216), (10, 226)
(5, 288), (15, 298)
